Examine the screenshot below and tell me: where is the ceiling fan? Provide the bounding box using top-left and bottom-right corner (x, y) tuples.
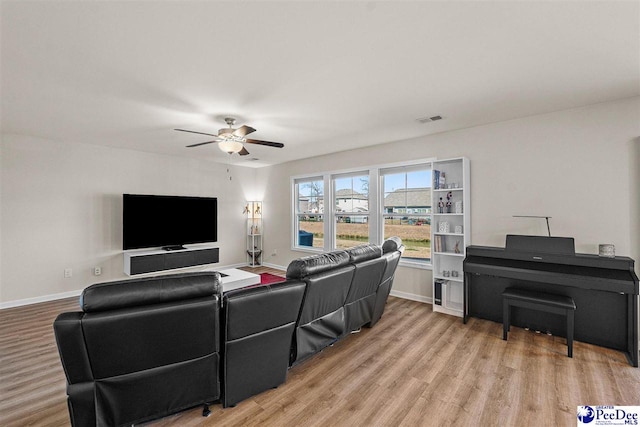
(175, 117), (284, 156)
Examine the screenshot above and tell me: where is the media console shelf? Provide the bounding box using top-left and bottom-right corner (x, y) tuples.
(124, 245), (219, 275)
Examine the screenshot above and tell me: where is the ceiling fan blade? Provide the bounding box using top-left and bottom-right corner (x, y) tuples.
(233, 125), (257, 137)
(186, 140), (218, 148)
(175, 128), (219, 138)
(245, 139), (284, 148)
(238, 146), (250, 156)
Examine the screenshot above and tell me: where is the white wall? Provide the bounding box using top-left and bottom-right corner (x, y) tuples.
(1, 97), (638, 306)
(0, 135), (254, 304)
(258, 97), (640, 301)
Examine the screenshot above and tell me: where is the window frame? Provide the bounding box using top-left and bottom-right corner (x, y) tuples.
(380, 164), (433, 267)
(332, 171), (372, 251)
(291, 158), (435, 269)
(292, 175), (326, 253)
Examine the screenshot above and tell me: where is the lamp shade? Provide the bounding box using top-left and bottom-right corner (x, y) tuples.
(218, 140), (243, 153)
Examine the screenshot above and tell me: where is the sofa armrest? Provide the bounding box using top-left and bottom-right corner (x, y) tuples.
(53, 312), (93, 385)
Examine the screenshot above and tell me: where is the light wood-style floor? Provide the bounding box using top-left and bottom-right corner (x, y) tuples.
(1, 266), (639, 426)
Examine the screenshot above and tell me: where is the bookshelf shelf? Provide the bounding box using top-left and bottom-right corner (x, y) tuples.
(433, 275), (463, 283)
(432, 158), (469, 318)
(433, 251), (465, 257)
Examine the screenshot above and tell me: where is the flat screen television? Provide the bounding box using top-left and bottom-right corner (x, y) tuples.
(123, 194), (217, 250)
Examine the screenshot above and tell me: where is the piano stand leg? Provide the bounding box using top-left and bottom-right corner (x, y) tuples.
(567, 309), (574, 358)
(502, 298), (510, 340)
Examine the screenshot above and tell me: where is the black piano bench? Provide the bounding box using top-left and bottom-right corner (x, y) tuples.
(502, 288), (576, 358)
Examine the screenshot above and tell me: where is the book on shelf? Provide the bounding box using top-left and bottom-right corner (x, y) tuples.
(433, 170), (446, 190)
(434, 280), (443, 305)
(433, 235), (445, 252)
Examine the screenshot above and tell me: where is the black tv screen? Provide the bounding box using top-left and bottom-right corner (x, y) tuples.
(123, 194), (218, 250)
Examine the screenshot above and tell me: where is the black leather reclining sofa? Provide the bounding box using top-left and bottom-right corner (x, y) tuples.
(54, 237), (404, 425)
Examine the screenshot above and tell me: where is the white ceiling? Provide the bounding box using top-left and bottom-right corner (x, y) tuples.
(2, 1), (638, 167)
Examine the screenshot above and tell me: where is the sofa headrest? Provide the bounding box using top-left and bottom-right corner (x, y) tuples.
(80, 272), (222, 313)
(346, 244), (382, 263)
(286, 250), (350, 279)
(382, 237), (404, 254)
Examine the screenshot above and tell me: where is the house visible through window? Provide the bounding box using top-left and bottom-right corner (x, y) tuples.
(333, 173), (369, 249)
(292, 160), (433, 267)
(381, 165), (432, 262)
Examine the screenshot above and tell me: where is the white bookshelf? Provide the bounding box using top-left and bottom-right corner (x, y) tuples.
(431, 157), (470, 317)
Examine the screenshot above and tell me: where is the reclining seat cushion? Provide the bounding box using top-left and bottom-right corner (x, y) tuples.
(382, 236), (402, 254)
(344, 244), (386, 332)
(288, 251), (355, 365)
(80, 272), (222, 313)
(293, 265), (355, 365)
(286, 250), (350, 279)
(57, 272), (222, 427)
(222, 280), (306, 407)
(346, 243), (382, 264)
(82, 296), (221, 426)
(370, 238), (404, 327)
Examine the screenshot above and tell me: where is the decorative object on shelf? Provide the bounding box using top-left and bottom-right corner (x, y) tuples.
(455, 201), (463, 214)
(446, 192), (453, 213)
(454, 241), (461, 254)
(438, 197), (444, 213)
(443, 270), (450, 277)
(438, 221), (450, 233)
(451, 271), (459, 277)
(434, 170), (446, 189)
(455, 225), (463, 234)
(598, 244), (615, 258)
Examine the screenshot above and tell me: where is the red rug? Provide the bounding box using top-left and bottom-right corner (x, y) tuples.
(260, 272), (286, 285)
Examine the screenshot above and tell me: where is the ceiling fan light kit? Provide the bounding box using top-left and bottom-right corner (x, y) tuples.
(175, 117), (284, 157)
(218, 139), (244, 154)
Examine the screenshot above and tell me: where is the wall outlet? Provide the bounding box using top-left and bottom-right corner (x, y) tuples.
(64, 268), (73, 278)
(271, 249), (277, 256)
(93, 266), (102, 276)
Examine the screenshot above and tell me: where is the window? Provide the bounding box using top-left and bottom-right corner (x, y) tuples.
(292, 159), (433, 267)
(333, 173), (369, 249)
(294, 178), (324, 250)
(381, 165), (432, 262)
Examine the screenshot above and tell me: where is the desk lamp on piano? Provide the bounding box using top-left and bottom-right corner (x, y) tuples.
(463, 215), (639, 366)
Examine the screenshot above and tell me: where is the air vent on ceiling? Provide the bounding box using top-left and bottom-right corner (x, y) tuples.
(416, 115), (443, 124)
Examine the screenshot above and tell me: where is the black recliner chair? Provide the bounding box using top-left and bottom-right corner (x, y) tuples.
(221, 280), (306, 407)
(369, 237), (404, 327)
(343, 243), (386, 333)
(54, 272), (222, 427)
(286, 251), (355, 366)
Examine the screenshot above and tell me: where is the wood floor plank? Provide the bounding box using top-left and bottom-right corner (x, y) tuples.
(1, 265), (639, 427)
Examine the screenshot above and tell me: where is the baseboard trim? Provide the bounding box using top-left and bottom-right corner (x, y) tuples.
(0, 262), (249, 310)
(0, 289), (84, 310)
(389, 289), (432, 305)
(260, 262), (288, 271)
